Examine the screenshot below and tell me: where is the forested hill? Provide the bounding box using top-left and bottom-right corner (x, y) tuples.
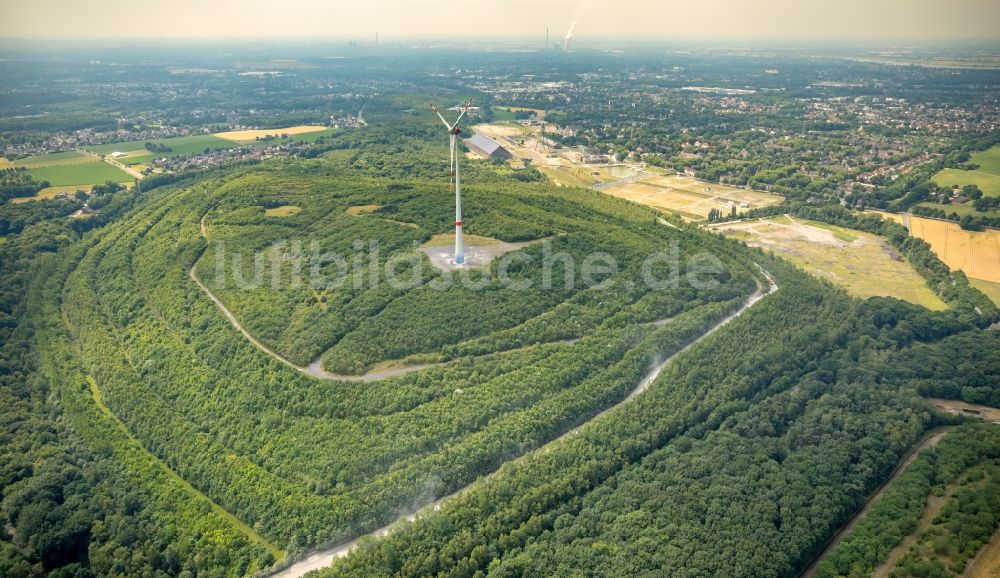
(318, 246), (998, 577)
(5, 142), (760, 576)
(1, 104), (998, 578)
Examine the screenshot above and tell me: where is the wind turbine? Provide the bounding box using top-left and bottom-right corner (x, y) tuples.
(430, 98), (473, 266)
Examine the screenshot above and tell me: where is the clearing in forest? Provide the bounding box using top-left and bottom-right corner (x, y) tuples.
(712, 215), (947, 310)
(345, 204), (382, 216)
(264, 205), (302, 217)
(420, 233), (542, 271)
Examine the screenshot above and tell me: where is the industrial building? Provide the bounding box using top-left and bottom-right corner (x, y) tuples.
(464, 133), (513, 161)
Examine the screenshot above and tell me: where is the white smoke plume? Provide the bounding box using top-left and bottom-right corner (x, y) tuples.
(563, 20), (578, 50)
(564, 20), (578, 42)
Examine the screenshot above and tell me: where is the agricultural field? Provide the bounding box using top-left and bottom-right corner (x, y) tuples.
(82, 126), (338, 165)
(4, 150), (132, 200)
(0, 157), (12, 168)
(25, 159), (134, 188)
(214, 125), (331, 143)
(877, 212), (1000, 283)
(712, 215), (948, 309)
(602, 174), (783, 220)
(84, 134), (239, 164)
(11, 149), (93, 168)
(933, 145), (1000, 197)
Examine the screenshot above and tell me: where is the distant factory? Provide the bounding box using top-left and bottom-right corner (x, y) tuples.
(464, 133), (513, 161)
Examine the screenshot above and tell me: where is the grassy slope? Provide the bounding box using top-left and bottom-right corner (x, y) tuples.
(933, 145), (1000, 197)
(970, 278), (1000, 307)
(716, 216), (947, 310)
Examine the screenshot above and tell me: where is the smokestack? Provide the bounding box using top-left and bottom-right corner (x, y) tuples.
(546, 27), (549, 50)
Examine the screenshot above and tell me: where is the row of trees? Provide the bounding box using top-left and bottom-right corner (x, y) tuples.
(818, 424), (1000, 577)
(0, 181), (277, 576)
(322, 251), (996, 577)
(0, 167), (47, 202)
(41, 157), (765, 562)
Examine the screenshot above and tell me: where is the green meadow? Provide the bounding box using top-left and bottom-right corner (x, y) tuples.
(933, 145), (1000, 197)
(85, 134), (238, 160)
(13, 150), (92, 168)
(28, 161), (134, 187)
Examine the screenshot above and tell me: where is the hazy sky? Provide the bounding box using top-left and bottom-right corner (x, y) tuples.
(2, 0), (999, 41)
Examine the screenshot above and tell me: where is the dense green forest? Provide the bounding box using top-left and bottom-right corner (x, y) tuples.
(2, 98), (998, 577)
(0, 186), (275, 577)
(891, 331), (1000, 408)
(318, 253), (998, 578)
(7, 129), (781, 575)
(817, 424), (1000, 577)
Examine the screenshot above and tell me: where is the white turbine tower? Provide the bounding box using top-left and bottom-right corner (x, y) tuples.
(430, 98), (473, 266)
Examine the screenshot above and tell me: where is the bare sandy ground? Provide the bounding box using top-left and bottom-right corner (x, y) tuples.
(420, 233), (542, 272)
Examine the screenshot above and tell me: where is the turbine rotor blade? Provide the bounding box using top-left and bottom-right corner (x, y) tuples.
(452, 98), (474, 127)
(429, 102), (453, 130)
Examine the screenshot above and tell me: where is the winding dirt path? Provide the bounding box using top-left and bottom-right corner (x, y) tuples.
(194, 211), (436, 381)
(188, 263), (434, 382)
(266, 270), (778, 578)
